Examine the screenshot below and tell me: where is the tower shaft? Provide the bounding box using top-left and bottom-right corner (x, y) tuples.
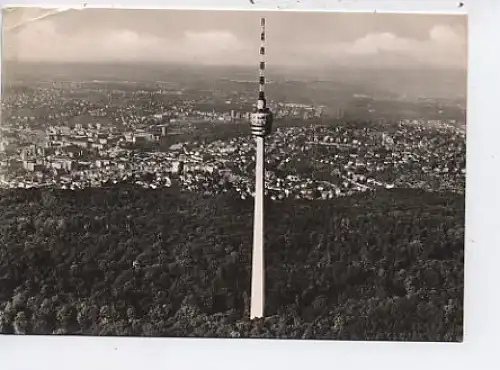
(251, 135), (265, 319)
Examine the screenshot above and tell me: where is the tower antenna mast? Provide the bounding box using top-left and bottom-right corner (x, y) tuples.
(249, 17), (273, 319)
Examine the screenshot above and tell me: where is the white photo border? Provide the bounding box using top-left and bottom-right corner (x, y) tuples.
(1, 1), (499, 370)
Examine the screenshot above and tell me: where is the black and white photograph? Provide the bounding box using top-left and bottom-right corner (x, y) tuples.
(0, 7), (466, 341)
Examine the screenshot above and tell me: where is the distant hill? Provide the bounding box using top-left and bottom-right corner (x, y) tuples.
(2, 61), (466, 101)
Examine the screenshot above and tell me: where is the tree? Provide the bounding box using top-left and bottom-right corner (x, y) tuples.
(56, 304), (78, 333)
(13, 311), (29, 334)
(0, 310), (14, 334)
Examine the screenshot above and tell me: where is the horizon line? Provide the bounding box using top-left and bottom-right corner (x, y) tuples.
(2, 60), (467, 71)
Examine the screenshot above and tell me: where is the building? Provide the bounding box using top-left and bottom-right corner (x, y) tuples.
(23, 160), (36, 172)
(171, 161), (184, 174)
(133, 133), (153, 144)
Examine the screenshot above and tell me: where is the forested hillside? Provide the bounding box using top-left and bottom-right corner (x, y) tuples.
(0, 187), (464, 341)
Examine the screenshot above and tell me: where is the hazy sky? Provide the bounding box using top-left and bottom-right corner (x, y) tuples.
(2, 8), (467, 69)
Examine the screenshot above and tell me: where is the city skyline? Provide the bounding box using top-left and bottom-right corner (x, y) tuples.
(3, 8), (467, 69)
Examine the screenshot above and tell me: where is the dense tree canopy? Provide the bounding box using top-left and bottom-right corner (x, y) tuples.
(0, 187), (464, 340)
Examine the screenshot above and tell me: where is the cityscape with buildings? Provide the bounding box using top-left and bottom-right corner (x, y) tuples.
(0, 82), (465, 199)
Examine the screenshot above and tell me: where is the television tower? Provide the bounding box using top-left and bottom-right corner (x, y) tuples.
(250, 17), (273, 319)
